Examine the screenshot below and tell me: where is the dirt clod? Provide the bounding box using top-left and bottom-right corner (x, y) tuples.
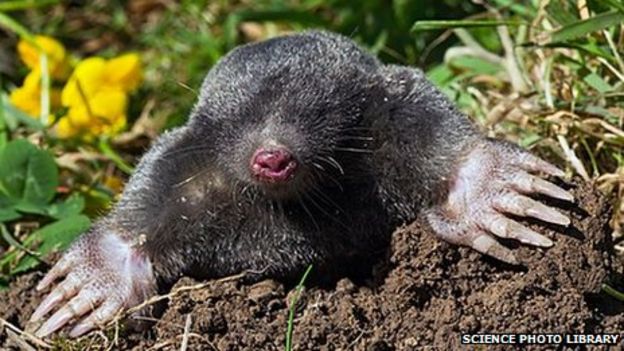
(1, 180), (623, 350)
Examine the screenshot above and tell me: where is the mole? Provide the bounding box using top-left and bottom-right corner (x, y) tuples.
(29, 31), (573, 338)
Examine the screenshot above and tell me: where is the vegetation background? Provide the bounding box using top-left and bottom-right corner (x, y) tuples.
(0, 0), (622, 321)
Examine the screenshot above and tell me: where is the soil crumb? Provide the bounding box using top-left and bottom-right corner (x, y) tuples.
(1, 179), (623, 350)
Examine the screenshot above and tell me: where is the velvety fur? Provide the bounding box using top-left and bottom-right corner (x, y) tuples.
(103, 31), (481, 286)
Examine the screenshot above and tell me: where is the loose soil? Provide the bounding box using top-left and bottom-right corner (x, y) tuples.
(1, 179), (623, 350)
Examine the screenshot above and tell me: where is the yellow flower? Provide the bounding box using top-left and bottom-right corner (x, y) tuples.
(61, 57), (107, 105)
(57, 53), (141, 139)
(61, 54), (142, 106)
(102, 174), (125, 194)
(17, 35), (69, 79)
(9, 70), (41, 117)
(56, 90), (127, 139)
(106, 53), (142, 92)
(9, 69), (60, 119)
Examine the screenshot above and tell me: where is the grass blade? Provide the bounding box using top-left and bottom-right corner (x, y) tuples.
(550, 10), (624, 43)
(603, 283), (624, 302)
(285, 264), (313, 351)
(0, 11), (35, 42)
(603, 0), (624, 15)
(411, 19), (524, 32)
(98, 138), (134, 175)
(38, 53), (50, 127)
(0, 0), (59, 12)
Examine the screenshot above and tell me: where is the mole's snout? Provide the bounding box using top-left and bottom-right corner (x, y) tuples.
(251, 147), (298, 182)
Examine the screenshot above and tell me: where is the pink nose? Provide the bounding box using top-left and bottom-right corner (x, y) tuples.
(250, 147), (297, 182)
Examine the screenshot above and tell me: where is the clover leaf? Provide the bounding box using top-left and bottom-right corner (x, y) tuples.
(0, 139), (58, 208)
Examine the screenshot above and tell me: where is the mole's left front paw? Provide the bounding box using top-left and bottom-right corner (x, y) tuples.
(426, 139), (573, 264)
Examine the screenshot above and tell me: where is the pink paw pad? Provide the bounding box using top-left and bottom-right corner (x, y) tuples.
(30, 231), (155, 338)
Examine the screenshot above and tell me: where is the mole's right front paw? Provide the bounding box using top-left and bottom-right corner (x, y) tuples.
(30, 230), (156, 338)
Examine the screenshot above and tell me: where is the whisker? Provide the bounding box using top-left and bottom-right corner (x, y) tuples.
(309, 184), (345, 217)
(311, 162), (326, 172)
(302, 191), (348, 229)
(340, 126), (374, 133)
(231, 179), (242, 206)
(338, 135), (374, 142)
(173, 169), (206, 187)
(240, 184), (252, 197)
(162, 144), (209, 158)
(323, 173), (345, 192)
(334, 147), (373, 154)
(325, 156), (345, 175)
(309, 166), (345, 194)
(296, 192), (320, 232)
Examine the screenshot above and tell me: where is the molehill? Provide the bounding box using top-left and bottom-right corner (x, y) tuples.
(1, 179), (623, 350)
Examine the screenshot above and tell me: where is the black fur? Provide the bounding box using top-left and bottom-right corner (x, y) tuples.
(103, 31), (482, 287)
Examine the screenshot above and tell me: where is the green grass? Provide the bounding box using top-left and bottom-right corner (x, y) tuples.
(285, 264), (313, 351)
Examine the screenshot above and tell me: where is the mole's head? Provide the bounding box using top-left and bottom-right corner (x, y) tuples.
(188, 31), (383, 199)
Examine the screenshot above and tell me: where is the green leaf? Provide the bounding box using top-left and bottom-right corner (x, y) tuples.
(411, 19), (524, 32)
(0, 91), (5, 133)
(519, 133), (543, 148)
(448, 56), (503, 75)
(427, 64), (456, 87)
(46, 194), (85, 220)
(545, 0), (580, 25)
(0, 139), (58, 206)
(0, 208), (20, 222)
(491, 0), (536, 17)
(12, 201), (48, 215)
(584, 72), (614, 93)
(0, 131), (6, 153)
(550, 10), (624, 43)
(0, 94), (18, 131)
(2, 94), (46, 131)
(8, 215), (91, 275)
(602, 0), (624, 15)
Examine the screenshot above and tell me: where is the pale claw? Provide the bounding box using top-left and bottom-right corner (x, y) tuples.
(31, 272), (86, 322)
(427, 210), (519, 264)
(69, 300), (123, 337)
(519, 152), (566, 177)
(494, 193), (570, 226)
(36, 254), (74, 292)
(510, 171), (574, 202)
(31, 229), (156, 338)
(36, 289), (104, 337)
(479, 212), (553, 247)
(426, 139), (572, 264)
(471, 233), (518, 265)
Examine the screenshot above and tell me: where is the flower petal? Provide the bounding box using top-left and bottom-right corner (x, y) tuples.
(17, 35), (68, 79)
(62, 57), (107, 107)
(104, 53), (142, 92)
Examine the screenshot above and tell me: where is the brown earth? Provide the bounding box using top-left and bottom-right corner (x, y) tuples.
(1, 179), (623, 350)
